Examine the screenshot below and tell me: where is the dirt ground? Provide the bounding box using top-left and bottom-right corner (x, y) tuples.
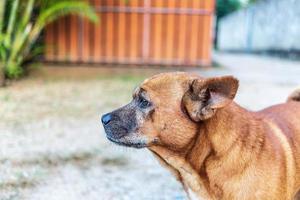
(0, 53), (299, 200)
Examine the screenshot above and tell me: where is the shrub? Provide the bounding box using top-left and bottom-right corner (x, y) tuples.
(0, 0), (98, 86)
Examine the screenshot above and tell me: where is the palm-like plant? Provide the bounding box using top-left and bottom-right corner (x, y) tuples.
(0, 0), (98, 86)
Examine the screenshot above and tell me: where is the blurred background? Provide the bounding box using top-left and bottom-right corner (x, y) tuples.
(0, 0), (299, 199)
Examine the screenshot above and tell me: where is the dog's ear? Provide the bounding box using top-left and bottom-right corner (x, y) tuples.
(182, 76), (239, 121)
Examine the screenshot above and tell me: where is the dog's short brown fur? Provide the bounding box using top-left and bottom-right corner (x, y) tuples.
(102, 72), (300, 200)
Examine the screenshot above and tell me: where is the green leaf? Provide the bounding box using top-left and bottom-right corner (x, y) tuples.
(27, 0), (98, 56)
(20, 0), (35, 31)
(9, 24), (32, 64)
(0, 0), (6, 34)
(5, 0), (19, 45)
(0, 0), (98, 79)
(36, 1), (98, 27)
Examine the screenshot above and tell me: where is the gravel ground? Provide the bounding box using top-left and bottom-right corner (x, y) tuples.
(0, 53), (299, 200)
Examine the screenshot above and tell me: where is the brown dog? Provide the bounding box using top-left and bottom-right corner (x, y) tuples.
(101, 72), (300, 200)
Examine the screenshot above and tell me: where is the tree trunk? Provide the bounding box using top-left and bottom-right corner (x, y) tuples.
(214, 17), (220, 50)
(0, 67), (6, 87)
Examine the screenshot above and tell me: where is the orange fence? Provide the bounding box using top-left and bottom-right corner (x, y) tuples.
(45, 0), (215, 66)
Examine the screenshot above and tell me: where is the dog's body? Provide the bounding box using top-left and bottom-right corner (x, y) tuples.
(102, 72), (300, 199)
(151, 101), (300, 200)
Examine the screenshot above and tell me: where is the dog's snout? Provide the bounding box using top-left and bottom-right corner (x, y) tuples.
(101, 113), (112, 125)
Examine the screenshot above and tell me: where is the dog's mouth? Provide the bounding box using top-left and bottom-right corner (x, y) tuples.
(106, 135), (147, 149)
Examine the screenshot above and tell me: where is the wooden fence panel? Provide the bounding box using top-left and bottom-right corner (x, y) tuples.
(45, 0), (214, 66)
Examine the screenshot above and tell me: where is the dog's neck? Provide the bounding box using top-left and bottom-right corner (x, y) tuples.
(150, 102), (266, 199)
(203, 102), (265, 156)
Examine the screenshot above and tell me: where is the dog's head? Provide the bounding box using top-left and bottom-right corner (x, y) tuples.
(102, 72), (238, 151)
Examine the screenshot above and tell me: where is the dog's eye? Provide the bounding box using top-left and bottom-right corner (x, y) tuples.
(139, 98), (150, 109)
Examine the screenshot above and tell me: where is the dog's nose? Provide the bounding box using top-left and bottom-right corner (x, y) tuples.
(101, 113), (112, 125)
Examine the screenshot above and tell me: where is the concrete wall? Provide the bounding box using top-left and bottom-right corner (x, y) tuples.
(218, 0), (300, 51)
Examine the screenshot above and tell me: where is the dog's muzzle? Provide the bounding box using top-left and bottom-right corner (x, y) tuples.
(101, 111), (148, 148)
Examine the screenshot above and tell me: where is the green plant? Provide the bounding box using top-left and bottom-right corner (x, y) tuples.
(216, 0), (241, 19)
(0, 0), (98, 86)
(215, 0), (242, 49)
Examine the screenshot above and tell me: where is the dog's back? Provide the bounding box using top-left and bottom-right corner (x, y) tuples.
(258, 90), (300, 196)
(259, 89), (300, 139)
(259, 89), (300, 146)
(288, 89), (300, 102)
